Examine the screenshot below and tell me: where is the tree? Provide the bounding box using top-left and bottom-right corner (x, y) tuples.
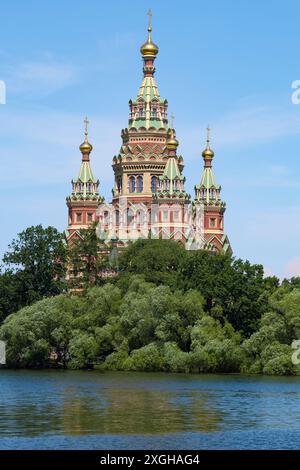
(241, 288), (300, 375)
(189, 315), (244, 373)
(118, 238), (187, 288)
(179, 251), (266, 336)
(69, 332), (99, 369)
(1, 232), (300, 376)
(1, 225), (66, 319)
(154, 289), (205, 351)
(0, 294), (84, 368)
(163, 342), (191, 373)
(0, 271), (21, 322)
(67, 225), (110, 290)
(125, 343), (165, 371)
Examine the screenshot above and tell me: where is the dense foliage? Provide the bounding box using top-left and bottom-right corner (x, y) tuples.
(0, 229), (299, 375)
(0, 225), (66, 321)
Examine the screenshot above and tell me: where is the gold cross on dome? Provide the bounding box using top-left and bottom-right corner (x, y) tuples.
(147, 9), (152, 29)
(84, 116), (89, 137)
(170, 112), (175, 128)
(206, 125), (211, 147)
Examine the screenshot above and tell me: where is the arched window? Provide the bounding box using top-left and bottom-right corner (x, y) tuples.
(117, 177), (122, 192)
(151, 176), (157, 192)
(104, 211), (109, 224)
(136, 211), (144, 224)
(129, 176), (136, 193)
(137, 175), (143, 193)
(115, 210), (120, 226)
(127, 208), (134, 225)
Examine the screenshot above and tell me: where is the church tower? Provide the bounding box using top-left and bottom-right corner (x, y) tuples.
(112, 10), (173, 207)
(152, 128), (191, 241)
(66, 118), (103, 241)
(66, 12), (232, 254)
(194, 128), (231, 254)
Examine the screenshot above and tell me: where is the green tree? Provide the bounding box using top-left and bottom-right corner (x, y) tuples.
(118, 238), (187, 287)
(125, 343), (165, 371)
(180, 251), (266, 335)
(190, 315), (244, 373)
(0, 271), (21, 322)
(69, 332), (99, 369)
(0, 295), (84, 368)
(67, 225), (110, 290)
(241, 288), (300, 375)
(2, 225), (66, 316)
(163, 342), (191, 373)
(154, 289), (205, 351)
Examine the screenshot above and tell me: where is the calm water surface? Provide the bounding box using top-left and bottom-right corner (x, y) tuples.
(0, 370), (300, 449)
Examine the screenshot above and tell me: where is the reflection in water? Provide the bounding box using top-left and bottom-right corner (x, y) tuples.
(0, 370), (300, 443)
(61, 389), (221, 435)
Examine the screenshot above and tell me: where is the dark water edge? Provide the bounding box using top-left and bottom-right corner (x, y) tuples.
(1, 370), (300, 450)
(1, 429), (300, 450)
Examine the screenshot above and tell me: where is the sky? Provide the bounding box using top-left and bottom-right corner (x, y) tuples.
(0, 0), (300, 279)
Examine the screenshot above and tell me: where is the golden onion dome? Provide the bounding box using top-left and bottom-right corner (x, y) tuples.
(79, 139), (93, 154)
(140, 26), (159, 57)
(202, 147), (214, 159)
(166, 128), (179, 149)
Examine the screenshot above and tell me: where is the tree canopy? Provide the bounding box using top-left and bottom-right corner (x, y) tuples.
(0, 228), (299, 376)
(0, 225), (66, 321)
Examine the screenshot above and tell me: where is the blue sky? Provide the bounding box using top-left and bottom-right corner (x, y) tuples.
(0, 0), (300, 278)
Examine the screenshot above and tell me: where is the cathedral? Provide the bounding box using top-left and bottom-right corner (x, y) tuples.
(65, 14), (231, 255)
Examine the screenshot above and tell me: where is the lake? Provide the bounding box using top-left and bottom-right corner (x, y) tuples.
(0, 370), (300, 449)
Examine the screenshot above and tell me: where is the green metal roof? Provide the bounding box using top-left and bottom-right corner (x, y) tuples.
(156, 156), (188, 198)
(198, 168), (220, 190)
(161, 157), (183, 181)
(130, 75), (168, 130)
(77, 161), (98, 184)
(69, 160), (100, 200)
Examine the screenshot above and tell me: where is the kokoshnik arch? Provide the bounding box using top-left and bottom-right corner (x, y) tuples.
(65, 13), (232, 255)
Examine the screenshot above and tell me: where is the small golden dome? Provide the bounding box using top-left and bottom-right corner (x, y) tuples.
(202, 147), (214, 159)
(166, 128), (179, 149)
(80, 139), (93, 154)
(140, 26), (159, 57)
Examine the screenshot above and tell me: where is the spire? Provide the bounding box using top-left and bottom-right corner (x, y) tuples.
(202, 126), (215, 168)
(206, 125), (211, 148)
(156, 126), (189, 199)
(170, 112), (175, 129)
(69, 118), (100, 200)
(129, 11), (168, 131)
(166, 115), (179, 151)
(195, 128), (222, 204)
(79, 116), (93, 160)
(140, 9), (159, 60)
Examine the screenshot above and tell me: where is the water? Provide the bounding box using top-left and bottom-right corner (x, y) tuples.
(0, 370), (300, 449)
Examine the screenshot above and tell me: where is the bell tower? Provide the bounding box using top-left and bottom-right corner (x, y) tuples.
(112, 10), (172, 207)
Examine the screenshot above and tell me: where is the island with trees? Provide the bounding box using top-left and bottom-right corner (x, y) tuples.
(0, 225), (299, 375)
